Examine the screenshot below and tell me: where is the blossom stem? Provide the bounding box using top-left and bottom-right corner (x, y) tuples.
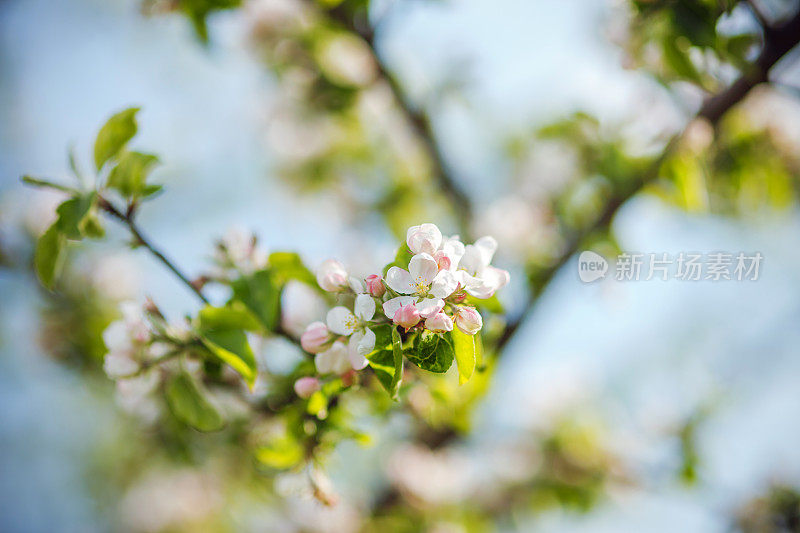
(97, 195), (210, 305)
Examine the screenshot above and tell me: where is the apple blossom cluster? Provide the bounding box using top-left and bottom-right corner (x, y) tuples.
(102, 301), (194, 421)
(296, 224), (509, 396)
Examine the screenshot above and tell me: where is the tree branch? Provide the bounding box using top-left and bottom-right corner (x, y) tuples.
(494, 7), (800, 354)
(321, 3), (475, 238)
(97, 195), (210, 306)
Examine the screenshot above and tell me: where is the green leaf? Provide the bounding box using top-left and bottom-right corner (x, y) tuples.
(451, 328), (475, 385)
(255, 434), (304, 470)
(268, 252), (317, 287)
(198, 303), (261, 331)
(231, 269), (280, 331)
(55, 193), (96, 240)
(106, 151), (159, 198)
(464, 293), (504, 313)
(370, 324), (393, 353)
(180, 0), (242, 43)
(94, 107), (139, 170)
(382, 244), (413, 276)
(35, 224), (66, 290)
(389, 326), (403, 399)
(21, 175), (78, 194)
(200, 329), (257, 386)
(367, 349), (395, 395)
(409, 330), (454, 373)
(165, 372), (224, 431)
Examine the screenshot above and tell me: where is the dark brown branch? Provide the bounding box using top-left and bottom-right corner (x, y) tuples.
(494, 7), (800, 354)
(320, 3), (475, 238)
(97, 195), (210, 305)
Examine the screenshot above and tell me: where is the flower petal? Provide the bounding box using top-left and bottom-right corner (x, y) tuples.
(406, 223), (442, 255)
(316, 340), (350, 374)
(326, 306), (357, 336)
(474, 236), (498, 265)
(415, 297), (444, 319)
(347, 329), (373, 370)
(440, 236), (465, 269)
(385, 267), (415, 294)
(354, 294), (375, 321)
(383, 296), (416, 319)
(409, 253), (439, 288)
(430, 269), (458, 298)
(349, 276), (366, 293)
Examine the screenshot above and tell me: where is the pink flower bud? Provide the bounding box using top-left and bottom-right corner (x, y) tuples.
(301, 321), (330, 353)
(365, 274), (386, 297)
(425, 312), (453, 333)
(455, 306), (482, 335)
(393, 303), (421, 329)
(316, 259), (348, 292)
(433, 251), (451, 271)
(294, 377), (321, 399)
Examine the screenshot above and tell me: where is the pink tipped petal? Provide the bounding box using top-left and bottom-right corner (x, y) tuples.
(406, 223), (442, 255)
(294, 377), (321, 399)
(383, 296), (416, 320)
(415, 297), (444, 319)
(385, 267), (415, 294)
(365, 274), (386, 297)
(455, 306), (483, 335)
(393, 304), (421, 329)
(425, 312), (453, 333)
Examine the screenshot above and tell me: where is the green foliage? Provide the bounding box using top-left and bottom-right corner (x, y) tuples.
(179, 0), (242, 43)
(107, 151), (161, 199)
(165, 372), (224, 431)
(94, 107), (139, 170)
(409, 330), (454, 373)
(390, 326), (404, 399)
(54, 193), (98, 240)
(35, 224), (66, 290)
(382, 244), (414, 276)
(268, 252), (317, 288)
(365, 324), (403, 398)
(231, 269), (281, 331)
(255, 433), (305, 470)
(451, 328), (475, 385)
(197, 305), (258, 385)
(198, 303), (261, 331)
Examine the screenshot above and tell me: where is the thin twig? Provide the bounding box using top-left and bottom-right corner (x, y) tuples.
(97, 195), (210, 305)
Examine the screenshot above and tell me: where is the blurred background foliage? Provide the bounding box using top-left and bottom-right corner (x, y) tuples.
(2, 0), (800, 531)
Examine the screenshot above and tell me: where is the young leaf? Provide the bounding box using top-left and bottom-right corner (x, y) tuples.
(166, 372), (224, 431)
(408, 330), (454, 373)
(106, 151), (159, 198)
(231, 270), (280, 331)
(268, 252), (317, 288)
(21, 175), (78, 194)
(200, 329), (257, 386)
(390, 326), (403, 399)
(382, 244), (414, 276)
(255, 434), (304, 470)
(55, 193), (96, 240)
(35, 224), (66, 290)
(94, 107), (140, 170)
(198, 303), (261, 331)
(451, 328), (475, 384)
(366, 349), (395, 395)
